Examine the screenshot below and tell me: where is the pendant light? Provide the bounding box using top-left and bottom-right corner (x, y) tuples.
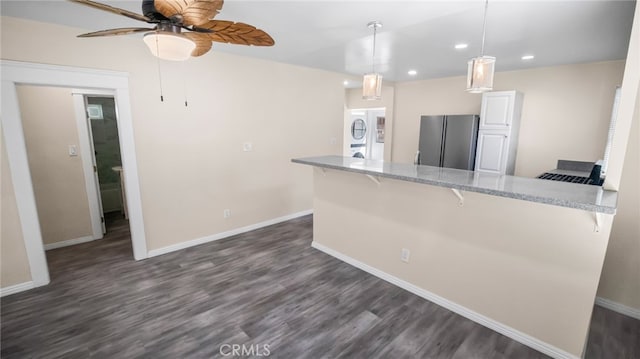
(466, 0), (495, 93)
(363, 21), (383, 100)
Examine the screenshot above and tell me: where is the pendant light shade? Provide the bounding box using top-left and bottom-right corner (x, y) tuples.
(363, 73), (383, 100)
(467, 56), (495, 93)
(363, 21), (383, 100)
(143, 31), (196, 61)
(466, 0), (495, 93)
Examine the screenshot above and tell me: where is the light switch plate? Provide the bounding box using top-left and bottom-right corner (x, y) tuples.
(243, 142), (253, 152)
(68, 145), (78, 157)
(400, 248), (410, 263)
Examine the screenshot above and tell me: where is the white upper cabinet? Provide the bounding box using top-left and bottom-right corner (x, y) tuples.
(479, 91), (521, 130)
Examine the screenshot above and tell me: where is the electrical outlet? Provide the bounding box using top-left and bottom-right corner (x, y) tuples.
(223, 209), (231, 218)
(243, 142), (253, 152)
(400, 248), (410, 263)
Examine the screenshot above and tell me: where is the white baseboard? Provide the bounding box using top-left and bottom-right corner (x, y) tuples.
(44, 235), (97, 250)
(147, 210), (313, 258)
(311, 241), (580, 359)
(0, 281), (35, 297)
(595, 296), (640, 320)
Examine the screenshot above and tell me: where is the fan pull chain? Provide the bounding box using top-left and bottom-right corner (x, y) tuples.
(154, 33), (164, 102)
(182, 62), (188, 107)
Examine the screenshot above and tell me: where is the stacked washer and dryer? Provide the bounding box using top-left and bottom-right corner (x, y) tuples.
(347, 109), (385, 160)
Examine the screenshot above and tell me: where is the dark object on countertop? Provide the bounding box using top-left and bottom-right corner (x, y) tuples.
(537, 172), (594, 184)
(588, 163), (604, 185)
(537, 160), (604, 186)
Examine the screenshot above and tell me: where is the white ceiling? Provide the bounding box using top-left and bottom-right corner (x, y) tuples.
(1, 0), (636, 82)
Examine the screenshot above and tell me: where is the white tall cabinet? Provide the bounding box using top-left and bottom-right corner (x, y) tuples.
(474, 91), (524, 175)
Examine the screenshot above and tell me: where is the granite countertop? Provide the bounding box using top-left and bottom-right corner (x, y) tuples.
(292, 155), (617, 214)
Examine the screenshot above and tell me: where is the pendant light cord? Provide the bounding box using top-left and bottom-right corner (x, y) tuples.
(372, 23), (377, 73)
(480, 0), (489, 56)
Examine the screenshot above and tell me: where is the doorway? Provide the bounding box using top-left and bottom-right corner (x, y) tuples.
(15, 86), (130, 251)
(83, 95), (127, 233)
(2, 60), (148, 288)
(345, 108), (386, 160)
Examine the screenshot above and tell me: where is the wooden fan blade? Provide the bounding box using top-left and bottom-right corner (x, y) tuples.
(69, 0), (151, 23)
(154, 0), (224, 27)
(183, 33), (213, 57)
(197, 20), (274, 46)
(77, 27), (155, 38)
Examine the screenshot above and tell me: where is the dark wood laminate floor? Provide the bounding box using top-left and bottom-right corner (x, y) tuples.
(2, 215), (639, 358)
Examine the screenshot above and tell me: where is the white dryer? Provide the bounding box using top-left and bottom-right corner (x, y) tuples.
(349, 112), (367, 158)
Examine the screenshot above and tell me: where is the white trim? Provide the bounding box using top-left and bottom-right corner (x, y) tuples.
(311, 241), (580, 359)
(1, 71), (49, 287)
(73, 92), (106, 240)
(43, 235), (98, 251)
(0, 281), (35, 297)
(1, 60), (148, 290)
(595, 296), (640, 320)
(148, 210), (313, 258)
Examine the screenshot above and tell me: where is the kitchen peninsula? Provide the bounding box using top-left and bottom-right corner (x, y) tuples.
(293, 155), (618, 359)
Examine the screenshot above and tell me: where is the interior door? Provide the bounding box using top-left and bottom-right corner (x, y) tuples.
(72, 92), (105, 239)
(83, 96), (107, 234)
(367, 109), (385, 161)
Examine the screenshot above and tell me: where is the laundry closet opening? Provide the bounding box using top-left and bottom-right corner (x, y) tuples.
(345, 108), (386, 160)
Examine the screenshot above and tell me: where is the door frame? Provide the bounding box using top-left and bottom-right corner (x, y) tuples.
(1, 60), (148, 287)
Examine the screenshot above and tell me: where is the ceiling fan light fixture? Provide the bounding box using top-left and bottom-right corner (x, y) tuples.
(466, 0), (495, 93)
(363, 21), (383, 100)
(143, 31), (195, 61)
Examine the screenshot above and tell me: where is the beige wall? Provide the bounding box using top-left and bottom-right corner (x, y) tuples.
(393, 61), (625, 177)
(1, 132), (32, 287)
(313, 169), (614, 356)
(16, 85), (94, 245)
(598, 90), (640, 310)
(1, 16), (344, 252)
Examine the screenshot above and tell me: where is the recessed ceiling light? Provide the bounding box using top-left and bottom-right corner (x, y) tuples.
(455, 43), (468, 50)
(521, 55), (535, 60)
(408, 70), (417, 76)
(343, 80), (349, 86)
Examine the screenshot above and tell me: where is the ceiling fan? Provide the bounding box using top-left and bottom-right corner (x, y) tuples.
(70, 0), (275, 61)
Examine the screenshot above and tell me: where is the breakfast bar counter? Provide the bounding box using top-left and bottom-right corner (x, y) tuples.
(293, 155), (617, 359)
(292, 155), (617, 214)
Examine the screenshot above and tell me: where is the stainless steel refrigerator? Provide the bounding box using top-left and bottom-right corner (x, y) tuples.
(418, 115), (480, 170)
